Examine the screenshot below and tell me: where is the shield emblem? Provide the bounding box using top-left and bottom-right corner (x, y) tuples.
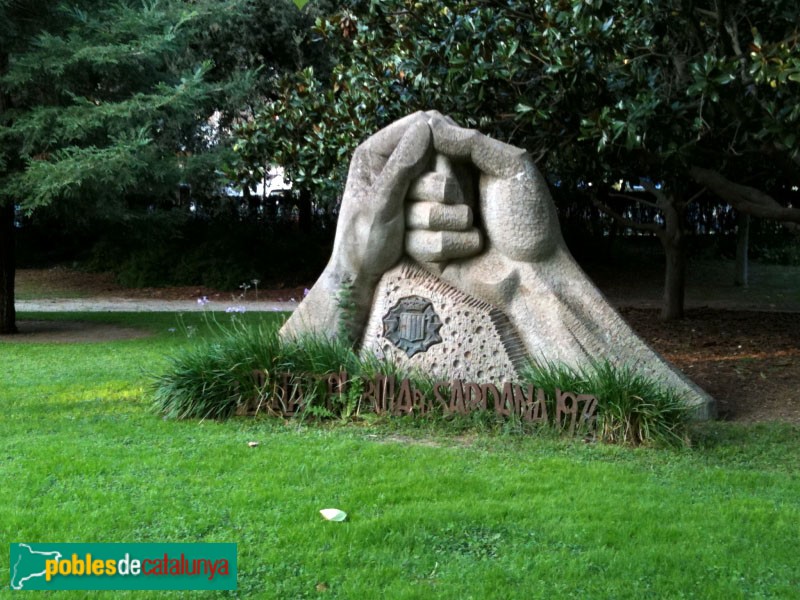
(399, 312), (425, 342)
(383, 295), (443, 358)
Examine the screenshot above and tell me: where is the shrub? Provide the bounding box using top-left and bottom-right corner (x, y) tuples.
(151, 318), (284, 419)
(82, 210), (334, 289)
(151, 317), (434, 421)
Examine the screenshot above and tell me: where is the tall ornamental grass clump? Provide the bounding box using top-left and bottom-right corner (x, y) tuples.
(151, 318), (284, 420)
(151, 317), (432, 421)
(523, 359), (693, 447)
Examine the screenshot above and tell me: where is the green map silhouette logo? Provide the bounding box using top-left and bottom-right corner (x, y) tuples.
(10, 544), (62, 590)
(8, 543), (236, 591)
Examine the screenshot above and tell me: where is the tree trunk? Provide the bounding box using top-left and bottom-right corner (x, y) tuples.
(0, 50), (15, 334)
(659, 199), (686, 321)
(606, 219), (618, 257)
(0, 202), (17, 335)
(243, 185), (259, 219)
(734, 211), (749, 287)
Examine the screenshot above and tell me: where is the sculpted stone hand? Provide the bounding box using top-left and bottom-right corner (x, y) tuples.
(408, 113), (574, 354)
(281, 112), (436, 341)
(404, 114), (713, 416)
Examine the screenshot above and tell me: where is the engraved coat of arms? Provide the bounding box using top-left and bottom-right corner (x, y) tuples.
(383, 296), (443, 358)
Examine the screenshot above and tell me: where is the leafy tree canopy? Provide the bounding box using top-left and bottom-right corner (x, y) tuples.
(228, 0), (799, 320)
(0, 0), (320, 333)
(0, 0), (262, 215)
(236, 0), (799, 215)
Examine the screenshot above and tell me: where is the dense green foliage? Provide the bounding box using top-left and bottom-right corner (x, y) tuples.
(0, 0), (243, 331)
(1, 0), (248, 212)
(0, 0), (334, 330)
(236, 0), (799, 206)
(4, 1), (798, 316)
(0, 0), (332, 211)
(2, 311), (800, 598)
(83, 211), (333, 288)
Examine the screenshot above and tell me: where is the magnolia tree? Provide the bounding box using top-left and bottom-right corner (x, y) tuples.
(236, 0), (800, 319)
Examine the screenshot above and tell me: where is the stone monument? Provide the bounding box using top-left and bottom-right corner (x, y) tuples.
(280, 111), (715, 419)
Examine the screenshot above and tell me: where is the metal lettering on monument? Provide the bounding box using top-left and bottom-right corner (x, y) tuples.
(383, 295), (443, 358)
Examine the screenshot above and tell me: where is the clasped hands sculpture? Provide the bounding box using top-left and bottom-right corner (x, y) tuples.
(281, 111), (714, 418)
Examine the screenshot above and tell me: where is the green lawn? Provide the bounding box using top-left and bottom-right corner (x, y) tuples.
(1, 312), (799, 598)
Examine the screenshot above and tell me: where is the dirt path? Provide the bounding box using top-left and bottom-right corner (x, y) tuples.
(15, 298), (298, 312)
(15, 266), (309, 304)
(10, 297), (297, 344)
(619, 307), (800, 423)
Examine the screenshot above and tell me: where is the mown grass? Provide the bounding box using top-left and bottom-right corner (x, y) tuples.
(1, 312), (799, 598)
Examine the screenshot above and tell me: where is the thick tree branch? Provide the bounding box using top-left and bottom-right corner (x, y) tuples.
(723, 14), (749, 83)
(687, 186), (707, 204)
(639, 179), (678, 210)
(689, 166), (800, 231)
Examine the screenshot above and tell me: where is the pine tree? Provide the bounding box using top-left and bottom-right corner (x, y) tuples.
(0, 0), (252, 333)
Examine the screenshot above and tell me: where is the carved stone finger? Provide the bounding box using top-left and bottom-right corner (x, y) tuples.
(358, 110), (429, 157)
(370, 121), (433, 222)
(405, 229), (482, 262)
(428, 116), (529, 179)
(406, 202), (473, 231)
(407, 172), (464, 204)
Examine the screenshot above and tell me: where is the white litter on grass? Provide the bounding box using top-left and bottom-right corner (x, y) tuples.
(319, 508), (347, 522)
